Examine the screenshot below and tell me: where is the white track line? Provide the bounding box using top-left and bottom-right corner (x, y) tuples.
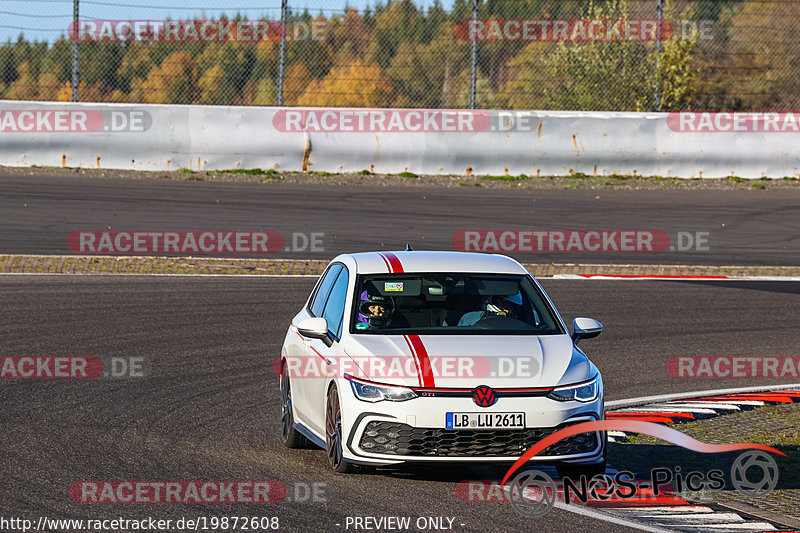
(641, 512), (744, 524)
(697, 523), (776, 531)
(552, 501), (673, 533)
(647, 403), (742, 411)
(608, 509), (777, 532)
(671, 400), (766, 407)
(613, 406), (719, 415)
(624, 513), (746, 527)
(612, 507), (715, 514)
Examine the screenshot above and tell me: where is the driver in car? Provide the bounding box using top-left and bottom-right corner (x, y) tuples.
(356, 290), (395, 330)
(457, 292), (523, 326)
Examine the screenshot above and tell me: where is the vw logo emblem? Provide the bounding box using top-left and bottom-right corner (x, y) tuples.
(472, 385), (497, 407)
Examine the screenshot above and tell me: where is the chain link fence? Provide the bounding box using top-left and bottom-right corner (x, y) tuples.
(1, 0), (799, 111)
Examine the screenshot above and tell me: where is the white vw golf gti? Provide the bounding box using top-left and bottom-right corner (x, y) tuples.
(278, 251), (606, 475)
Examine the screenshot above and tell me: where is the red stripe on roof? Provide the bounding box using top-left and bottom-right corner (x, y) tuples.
(382, 252), (404, 273)
(377, 253), (393, 272)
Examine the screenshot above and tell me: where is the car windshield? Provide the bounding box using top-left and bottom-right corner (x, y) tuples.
(351, 273), (564, 335)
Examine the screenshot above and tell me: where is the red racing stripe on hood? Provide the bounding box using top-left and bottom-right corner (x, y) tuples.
(407, 334), (435, 388)
(402, 335), (424, 387)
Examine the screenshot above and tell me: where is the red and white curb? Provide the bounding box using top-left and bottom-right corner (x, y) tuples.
(605, 384), (800, 436)
(582, 385), (800, 532)
(606, 389), (800, 436)
(602, 505), (779, 532)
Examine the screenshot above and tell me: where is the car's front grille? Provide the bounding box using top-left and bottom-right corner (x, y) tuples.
(358, 421), (600, 457)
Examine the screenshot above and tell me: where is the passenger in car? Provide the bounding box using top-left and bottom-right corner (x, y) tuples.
(457, 292), (523, 326)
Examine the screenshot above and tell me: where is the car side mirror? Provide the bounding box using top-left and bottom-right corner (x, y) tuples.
(297, 317), (333, 347)
(572, 317), (602, 345)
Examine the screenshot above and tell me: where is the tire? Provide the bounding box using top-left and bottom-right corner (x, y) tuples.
(279, 365), (310, 449)
(325, 385), (358, 473)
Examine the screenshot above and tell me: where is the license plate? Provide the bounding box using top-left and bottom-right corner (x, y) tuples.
(446, 412), (525, 430)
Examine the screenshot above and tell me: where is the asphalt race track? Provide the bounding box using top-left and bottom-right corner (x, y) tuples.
(1, 276), (798, 532)
(2, 173), (800, 265)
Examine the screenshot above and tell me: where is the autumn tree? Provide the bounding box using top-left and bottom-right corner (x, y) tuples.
(496, 43), (549, 109)
(5, 61), (37, 100)
(135, 50), (199, 104)
(287, 13), (333, 80)
(363, 0), (425, 69)
(80, 41), (124, 97)
(297, 59), (393, 107)
(250, 39), (279, 85)
(0, 0), (787, 111)
(282, 62), (311, 106)
(246, 77), (276, 106)
(386, 22), (468, 108)
(539, 0), (696, 111)
(117, 44), (155, 93)
(329, 9), (371, 64)
(693, 0), (800, 110)
(36, 64), (62, 101)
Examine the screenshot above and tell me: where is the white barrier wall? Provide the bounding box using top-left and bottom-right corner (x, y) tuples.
(1, 100), (799, 178)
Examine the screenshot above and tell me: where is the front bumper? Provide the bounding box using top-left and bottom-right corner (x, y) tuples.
(340, 388), (605, 465)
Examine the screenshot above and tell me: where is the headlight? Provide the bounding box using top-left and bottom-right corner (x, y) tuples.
(547, 376), (599, 402)
(346, 375), (418, 403)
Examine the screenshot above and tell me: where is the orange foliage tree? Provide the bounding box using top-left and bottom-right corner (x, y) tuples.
(297, 59), (393, 107)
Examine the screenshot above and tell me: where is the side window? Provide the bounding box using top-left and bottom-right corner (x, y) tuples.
(322, 268), (349, 339)
(310, 264), (342, 317)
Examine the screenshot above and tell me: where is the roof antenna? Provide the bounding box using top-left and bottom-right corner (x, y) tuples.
(404, 243), (414, 251)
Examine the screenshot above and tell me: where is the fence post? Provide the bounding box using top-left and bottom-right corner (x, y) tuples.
(653, 0), (665, 111)
(469, 0), (478, 109)
(72, 0), (79, 102)
(276, 0), (288, 106)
